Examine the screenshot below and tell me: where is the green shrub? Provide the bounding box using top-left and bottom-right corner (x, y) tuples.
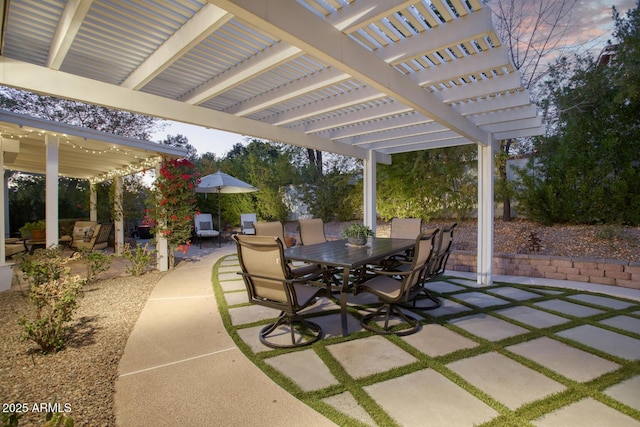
(75, 249), (112, 284)
(19, 274), (84, 353)
(121, 243), (157, 276)
(15, 247), (67, 288)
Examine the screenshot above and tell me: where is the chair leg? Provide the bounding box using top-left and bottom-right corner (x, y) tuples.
(404, 287), (442, 310)
(361, 303), (421, 336)
(259, 311), (323, 349)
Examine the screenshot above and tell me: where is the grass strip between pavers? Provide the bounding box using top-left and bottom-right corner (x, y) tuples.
(211, 254), (640, 426)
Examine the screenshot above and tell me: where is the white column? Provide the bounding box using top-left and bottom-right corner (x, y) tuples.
(45, 135), (59, 247)
(89, 184), (97, 222)
(477, 142), (495, 286)
(114, 176), (124, 256)
(363, 149), (377, 233)
(0, 138), (6, 260)
(155, 163), (169, 271)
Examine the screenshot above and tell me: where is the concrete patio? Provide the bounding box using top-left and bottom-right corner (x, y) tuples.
(115, 243), (640, 426)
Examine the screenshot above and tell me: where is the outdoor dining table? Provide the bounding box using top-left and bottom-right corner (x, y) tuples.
(284, 237), (415, 336)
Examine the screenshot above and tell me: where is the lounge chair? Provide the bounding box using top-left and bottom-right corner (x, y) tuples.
(194, 213), (220, 248)
(233, 234), (324, 348)
(358, 230), (439, 335)
(64, 222), (113, 252)
(240, 213), (257, 235)
(5, 238), (27, 259)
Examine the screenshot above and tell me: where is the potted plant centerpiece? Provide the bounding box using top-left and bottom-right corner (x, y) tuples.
(341, 222), (374, 246)
(19, 220), (46, 241)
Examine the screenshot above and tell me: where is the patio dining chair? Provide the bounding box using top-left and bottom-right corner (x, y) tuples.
(375, 218), (424, 270)
(298, 218), (327, 245)
(233, 234), (324, 349)
(254, 221), (321, 278)
(358, 230), (439, 336)
(406, 223), (457, 309)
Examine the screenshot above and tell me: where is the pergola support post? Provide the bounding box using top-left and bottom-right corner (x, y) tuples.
(45, 135), (59, 247)
(477, 141), (495, 286)
(155, 163), (169, 272)
(114, 176), (124, 256)
(90, 185), (97, 222)
(363, 149), (377, 233)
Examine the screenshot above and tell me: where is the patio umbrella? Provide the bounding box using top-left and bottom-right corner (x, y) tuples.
(196, 171), (258, 244)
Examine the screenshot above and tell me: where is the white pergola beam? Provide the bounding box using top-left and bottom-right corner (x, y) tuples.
(378, 8), (492, 64)
(359, 130), (461, 151)
(209, 0), (491, 146)
(436, 72), (523, 104)
(347, 121), (444, 145)
(455, 92), (531, 116)
(482, 117), (542, 134)
(224, 67), (349, 116)
(266, 86), (382, 125)
(469, 105), (538, 126)
(122, 4), (232, 90)
(46, 0), (94, 69)
(327, 0), (416, 32)
(0, 58), (387, 163)
(181, 42), (302, 105)
(380, 137), (472, 154)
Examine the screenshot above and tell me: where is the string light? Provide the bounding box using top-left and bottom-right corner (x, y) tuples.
(0, 129), (167, 184)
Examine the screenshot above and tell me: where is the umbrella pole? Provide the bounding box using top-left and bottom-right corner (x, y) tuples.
(218, 190), (222, 247)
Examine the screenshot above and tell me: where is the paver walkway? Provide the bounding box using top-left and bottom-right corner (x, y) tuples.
(218, 253), (640, 426)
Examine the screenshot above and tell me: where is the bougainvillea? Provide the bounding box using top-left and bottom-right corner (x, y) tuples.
(149, 158), (199, 267)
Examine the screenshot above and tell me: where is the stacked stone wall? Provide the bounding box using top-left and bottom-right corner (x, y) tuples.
(448, 251), (640, 289)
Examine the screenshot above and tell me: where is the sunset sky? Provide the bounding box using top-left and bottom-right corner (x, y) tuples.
(154, 0), (637, 156)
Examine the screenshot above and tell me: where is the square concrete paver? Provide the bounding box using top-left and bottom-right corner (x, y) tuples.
(220, 279), (245, 292)
(448, 352), (565, 410)
(532, 398), (640, 427)
(425, 298), (473, 317)
(534, 299), (604, 317)
(494, 306), (569, 329)
(449, 314), (529, 341)
(218, 265), (240, 273)
(488, 287), (543, 301)
(604, 375), (640, 411)
(327, 335), (417, 379)
(599, 315), (640, 335)
(556, 325), (640, 360)
(506, 337), (620, 382)
(311, 312), (363, 338)
(265, 349), (339, 392)
(364, 368), (498, 427)
(224, 290), (248, 306)
(567, 294), (636, 310)
(322, 392), (376, 427)
(218, 272), (242, 281)
(428, 281), (467, 294)
(228, 304), (278, 325)
(401, 324), (478, 357)
(454, 291), (510, 308)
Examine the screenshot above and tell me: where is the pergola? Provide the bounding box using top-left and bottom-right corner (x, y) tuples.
(0, 110), (187, 274)
(0, 0), (544, 285)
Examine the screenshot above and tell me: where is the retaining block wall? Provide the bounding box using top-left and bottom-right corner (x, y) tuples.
(448, 251), (640, 290)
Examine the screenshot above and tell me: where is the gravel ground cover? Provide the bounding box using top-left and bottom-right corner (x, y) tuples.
(1, 220), (638, 426)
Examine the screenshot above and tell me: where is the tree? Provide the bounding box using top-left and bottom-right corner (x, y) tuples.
(160, 133), (198, 160)
(516, 3), (640, 225)
(487, 0), (580, 220)
(0, 87), (161, 139)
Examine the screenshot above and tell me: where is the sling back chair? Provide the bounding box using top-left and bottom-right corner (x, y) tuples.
(194, 213), (220, 248)
(297, 218), (344, 292)
(358, 230), (439, 336)
(254, 221), (321, 278)
(233, 234), (324, 349)
(376, 218), (424, 269)
(298, 218), (327, 245)
(405, 223), (457, 310)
